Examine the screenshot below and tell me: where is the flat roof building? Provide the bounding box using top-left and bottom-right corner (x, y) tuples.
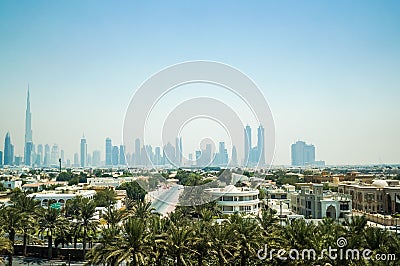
(205, 185), (260, 215)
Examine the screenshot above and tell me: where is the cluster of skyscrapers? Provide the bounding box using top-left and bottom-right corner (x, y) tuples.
(244, 125), (265, 166)
(291, 140), (325, 166)
(0, 87), (268, 168)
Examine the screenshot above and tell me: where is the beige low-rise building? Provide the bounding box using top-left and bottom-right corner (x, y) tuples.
(290, 184), (352, 219)
(338, 179), (400, 214)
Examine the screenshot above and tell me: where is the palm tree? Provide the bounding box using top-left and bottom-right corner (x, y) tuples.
(86, 227), (121, 266)
(343, 215), (368, 249)
(90, 217), (152, 265)
(129, 200), (154, 219)
(54, 219), (73, 248)
(192, 221), (213, 265)
(209, 221), (235, 266)
(11, 192), (43, 256)
(228, 213), (263, 266)
(364, 226), (396, 262)
(75, 198), (98, 259)
(0, 206), (23, 265)
(147, 215), (168, 266)
(103, 205), (126, 229)
(38, 206), (66, 259)
(65, 195), (83, 218)
(0, 235), (13, 265)
(165, 223), (194, 266)
(281, 218), (319, 255)
(257, 209), (279, 234)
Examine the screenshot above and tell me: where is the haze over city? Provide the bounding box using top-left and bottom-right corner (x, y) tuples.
(1, 1), (400, 165)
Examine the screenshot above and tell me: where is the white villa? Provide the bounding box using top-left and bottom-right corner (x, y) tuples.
(27, 186), (96, 207)
(205, 185), (260, 215)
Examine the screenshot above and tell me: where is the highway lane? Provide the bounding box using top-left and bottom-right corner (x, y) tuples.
(150, 185), (183, 216)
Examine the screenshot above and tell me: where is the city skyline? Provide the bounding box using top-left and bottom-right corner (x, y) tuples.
(1, 87), (273, 167)
(0, 80), (398, 166)
(0, 124), (269, 168)
(1, 1), (400, 165)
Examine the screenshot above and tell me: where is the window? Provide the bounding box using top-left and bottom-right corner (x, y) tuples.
(240, 206), (251, 212)
(223, 206), (233, 212)
(340, 203), (349, 211)
(222, 196), (233, 201)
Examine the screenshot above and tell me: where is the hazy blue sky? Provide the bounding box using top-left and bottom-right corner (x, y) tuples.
(0, 0), (399, 165)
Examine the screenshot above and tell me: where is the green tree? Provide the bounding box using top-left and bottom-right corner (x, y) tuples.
(229, 213), (263, 266)
(192, 221), (213, 265)
(0, 235), (13, 264)
(0, 206), (23, 265)
(130, 201), (154, 219)
(209, 222), (235, 266)
(89, 217), (152, 265)
(165, 223), (194, 266)
(56, 171), (74, 181)
(103, 206), (126, 229)
(86, 227), (121, 265)
(94, 188), (117, 207)
(117, 181), (147, 201)
(343, 215), (368, 249)
(38, 207), (67, 259)
(75, 197), (98, 258)
(11, 192), (43, 256)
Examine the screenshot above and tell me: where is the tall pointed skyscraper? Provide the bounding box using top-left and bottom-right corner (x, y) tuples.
(244, 125), (252, 166)
(80, 134), (87, 167)
(231, 145), (238, 166)
(4, 132), (12, 165)
(24, 86), (33, 166)
(257, 125), (265, 165)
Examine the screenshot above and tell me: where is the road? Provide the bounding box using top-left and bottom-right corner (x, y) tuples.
(150, 185), (183, 216)
(7, 256), (85, 266)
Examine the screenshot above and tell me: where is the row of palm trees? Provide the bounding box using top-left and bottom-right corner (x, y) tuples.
(1, 192), (400, 265)
(87, 204), (400, 265)
(0, 191), (100, 265)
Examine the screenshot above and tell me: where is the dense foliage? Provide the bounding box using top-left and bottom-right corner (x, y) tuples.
(117, 181), (147, 201)
(1, 192), (400, 265)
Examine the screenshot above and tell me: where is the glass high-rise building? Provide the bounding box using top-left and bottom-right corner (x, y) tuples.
(37, 144), (43, 166)
(257, 125), (265, 165)
(25, 142), (33, 166)
(74, 153), (79, 166)
(24, 87), (33, 166)
(50, 144), (59, 165)
(291, 141), (316, 166)
(105, 138), (112, 166)
(4, 132), (12, 165)
(112, 146), (119, 165)
(154, 146), (161, 165)
(217, 142), (228, 165)
(243, 125), (265, 166)
(119, 145), (126, 165)
(80, 135), (87, 167)
(135, 138), (141, 166)
(44, 144), (50, 166)
(231, 145), (238, 166)
(244, 125), (252, 166)
(175, 137), (182, 166)
(92, 150), (101, 166)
